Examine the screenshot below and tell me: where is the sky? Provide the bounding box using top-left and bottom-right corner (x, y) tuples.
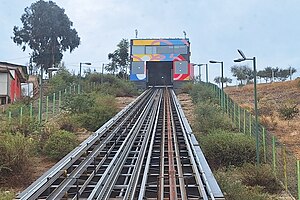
(1, 0), (300, 83)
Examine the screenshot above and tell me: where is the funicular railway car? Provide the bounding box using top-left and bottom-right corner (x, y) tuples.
(130, 38), (193, 89)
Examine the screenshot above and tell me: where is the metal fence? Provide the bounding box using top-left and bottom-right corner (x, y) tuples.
(0, 82), (100, 125)
(208, 83), (299, 199)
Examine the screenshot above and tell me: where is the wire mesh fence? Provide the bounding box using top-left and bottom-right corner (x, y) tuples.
(207, 82), (300, 199)
(0, 82), (100, 126)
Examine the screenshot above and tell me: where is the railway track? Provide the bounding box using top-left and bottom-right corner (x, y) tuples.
(18, 88), (224, 200)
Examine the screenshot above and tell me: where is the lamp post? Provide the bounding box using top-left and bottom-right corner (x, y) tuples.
(194, 64), (209, 83)
(209, 60), (224, 107)
(234, 49), (259, 165)
(79, 62), (92, 79)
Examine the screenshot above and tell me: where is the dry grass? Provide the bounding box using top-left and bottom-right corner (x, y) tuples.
(225, 79), (300, 159)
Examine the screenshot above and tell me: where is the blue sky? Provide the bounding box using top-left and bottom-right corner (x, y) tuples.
(1, 0), (300, 83)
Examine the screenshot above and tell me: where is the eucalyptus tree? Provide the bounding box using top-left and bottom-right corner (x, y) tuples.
(12, 0), (80, 72)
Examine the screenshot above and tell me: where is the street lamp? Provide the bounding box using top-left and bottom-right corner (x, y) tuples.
(79, 62), (92, 79)
(194, 64), (209, 83)
(234, 49), (259, 165)
(209, 60), (224, 108)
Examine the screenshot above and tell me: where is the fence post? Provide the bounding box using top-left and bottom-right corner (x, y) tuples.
(233, 102), (236, 124)
(59, 90), (62, 112)
(46, 96), (49, 122)
(243, 109), (246, 134)
(53, 93), (56, 114)
(262, 127), (267, 163)
(38, 98), (41, 123)
(8, 111), (12, 123)
(20, 107), (23, 125)
(297, 160), (300, 200)
(282, 145), (288, 191)
(272, 136), (276, 175)
(238, 106), (241, 132)
(30, 103), (33, 120)
(249, 114), (252, 135)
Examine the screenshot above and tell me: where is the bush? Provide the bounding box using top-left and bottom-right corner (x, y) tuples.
(43, 130), (78, 160)
(85, 73), (139, 97)
(198, 131), (256, 169)
(8, 117), (40, 137)
(46, 67), (77, 95)
(215, 169), (275, 200)
(0, 133), (33, 173)
(181, 82), (194, 93)
(62, 93), (117, 131)
(194, 101), (235, 133)
(0, 190), (15, 200)
(278, 100), (299, 121)
(189, 83), (218, 104)
(57, 115), (79, 132)
(240, 164), (282, 194)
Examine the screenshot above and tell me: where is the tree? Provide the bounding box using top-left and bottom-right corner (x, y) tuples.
(223, 77), (232, 86)
(231, 65), (253, 85)
(12, 0), (80, 72)
(214, 76), (221, 87)
(288, 66), (297, 80)
(106, 39), (129, 78)
(214, 76), (232, 87)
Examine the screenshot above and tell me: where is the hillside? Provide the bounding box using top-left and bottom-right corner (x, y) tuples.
(225, 79), (300, 158)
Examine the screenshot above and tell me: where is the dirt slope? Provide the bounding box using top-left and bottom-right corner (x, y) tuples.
(225, 79), (300, 158)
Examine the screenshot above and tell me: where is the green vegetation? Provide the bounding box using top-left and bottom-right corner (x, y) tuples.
(0, 133), (33, 173)
(198, 132), (256, 169)
(215, 167), (278, 200)
(43, 130), (79, 160)
(194, 102), (234, 133)
(62, 93), (117, 131)
(0, 190), (15, 200)
(278, 100), (299, 122)
(187, 83), (284, 199)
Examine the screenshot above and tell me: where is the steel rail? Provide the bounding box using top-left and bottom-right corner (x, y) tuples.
(170, 90), (212, 200)
(87, 89), (159, 199)
(169, 90), (188, 200)
(44, 89), (154, 199)
(158, 92), (166, 200)
(122, 89), (163, 199)
(137, 90), (163, 200)
(166, 89), (178, 200)
(69, 92), (154, 199)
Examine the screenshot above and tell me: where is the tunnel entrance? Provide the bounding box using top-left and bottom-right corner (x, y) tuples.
(147, 61), (173, 87)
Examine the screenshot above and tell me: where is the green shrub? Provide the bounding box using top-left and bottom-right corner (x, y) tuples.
(62, 93), (117, 131)
(57, 115), (79, 132)
(8, 117), (40, 137)
(215, 169), (275, 200)
(194, 101), (234, 133)
(278, 100), (299, 121)
(46, 67), (77, 95)
(240, 164), (282, 194)
(0, 133), (33, 173)
(198, 132), (256, 169)
(189, 83), (218, 104)
(0, 190), (15, 200)
(181, 82), (194, 93)
(43, 130), (78, 160)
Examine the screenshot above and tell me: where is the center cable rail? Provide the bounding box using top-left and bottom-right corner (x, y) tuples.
(18, 88), (224, 200)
